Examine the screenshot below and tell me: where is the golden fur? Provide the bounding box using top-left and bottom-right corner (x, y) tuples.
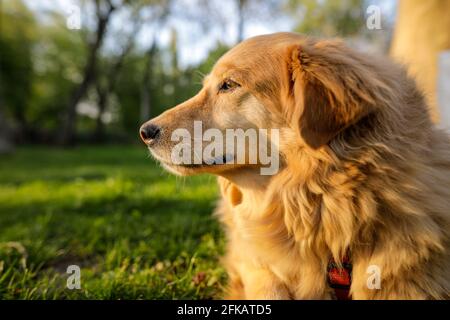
(141, 33), (450, 299)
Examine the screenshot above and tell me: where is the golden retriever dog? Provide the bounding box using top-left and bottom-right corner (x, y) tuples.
(140, 32), (450, 299)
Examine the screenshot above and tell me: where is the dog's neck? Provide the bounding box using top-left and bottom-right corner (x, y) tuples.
(218, 152), (351, 259)
(220, 167), (272, 191)
(218, 167), (274, 213)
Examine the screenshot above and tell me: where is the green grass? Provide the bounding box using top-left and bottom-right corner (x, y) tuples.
(0, 146), (225, 299)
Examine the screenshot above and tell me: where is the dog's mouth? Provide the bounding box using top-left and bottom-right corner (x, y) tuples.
(149, 148), (235, 170)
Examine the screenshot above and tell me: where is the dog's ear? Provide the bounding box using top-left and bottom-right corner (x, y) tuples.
(289, 41), (379, 149)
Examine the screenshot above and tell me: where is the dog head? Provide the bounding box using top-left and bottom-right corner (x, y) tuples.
(140, 32), (394, 176)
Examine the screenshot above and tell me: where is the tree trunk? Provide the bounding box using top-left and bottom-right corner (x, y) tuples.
(60, 73), (93, 145)
(93, 83), (108, 143)
(237, 0), (246, 43)
(390, 0), (450, 122)
(0, 76), (14, 153)
(0, 103), (14, 154)
(140, 82), (151, 123)
(93, 40), (133, 142)
(59, 1), (115, 145)
(92, 11), (139, 143)
(140, 41), (157, 123)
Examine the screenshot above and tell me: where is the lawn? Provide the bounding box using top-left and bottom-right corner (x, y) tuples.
(0, 145), (225, 299)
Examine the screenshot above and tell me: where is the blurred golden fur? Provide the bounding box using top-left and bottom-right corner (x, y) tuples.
(143, 33), (450, 299)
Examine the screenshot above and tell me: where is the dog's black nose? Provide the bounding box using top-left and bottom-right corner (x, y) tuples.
(140, 123), (161, 143)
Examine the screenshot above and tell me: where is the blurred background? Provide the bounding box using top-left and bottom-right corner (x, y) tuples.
(2, 0), (450, 148)
(0, 0), (449, 299)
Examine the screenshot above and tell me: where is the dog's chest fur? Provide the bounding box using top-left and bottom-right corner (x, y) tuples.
(216, 151), (450, 300)
(217, 177), (336, 299)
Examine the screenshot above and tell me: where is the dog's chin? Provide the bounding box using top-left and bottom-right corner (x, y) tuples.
(160, 163), (230, 176)
(160, 161), (245, 176)
(149, 149), (241, 176)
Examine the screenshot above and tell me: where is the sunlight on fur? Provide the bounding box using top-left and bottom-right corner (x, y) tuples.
(141, 32), (450, 300)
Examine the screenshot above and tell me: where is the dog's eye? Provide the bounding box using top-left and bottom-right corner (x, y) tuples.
(219, 79), (239, 92)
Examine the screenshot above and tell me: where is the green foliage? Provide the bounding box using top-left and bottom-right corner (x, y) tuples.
(30, 17), (87, 133)
(0, 1), (232, 140)
(0, 1), (36, 127)
(0, 0), (379, 143)
(196, 43), (230, 75)
(0, 146), (225, 299)
(287, 0), (365, 37)
(1, 0), (86, 136)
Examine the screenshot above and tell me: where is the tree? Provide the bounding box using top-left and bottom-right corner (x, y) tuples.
(237, 0), (246, 43)
(139, 1), (171, 122)
(59, 0), (117, 145)
(32, 16), (87, 143)
(286, 0), (364, 37)
(140, 38), (158, 123)
(0, 103), (13, 154)
(93, 41), (134, 142)
(93, 15), (142, 142)
(235, 0), (280, 43)
(0, 0), (36, 139)
(390, 0), (450, 122)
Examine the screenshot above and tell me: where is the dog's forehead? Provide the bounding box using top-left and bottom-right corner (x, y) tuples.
(210, 48), (272, 81)
(211, 33), (303, 79)
(217, 39), (276, 69)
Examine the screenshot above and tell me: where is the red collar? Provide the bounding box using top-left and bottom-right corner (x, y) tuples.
(327, 254), (352, 300)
